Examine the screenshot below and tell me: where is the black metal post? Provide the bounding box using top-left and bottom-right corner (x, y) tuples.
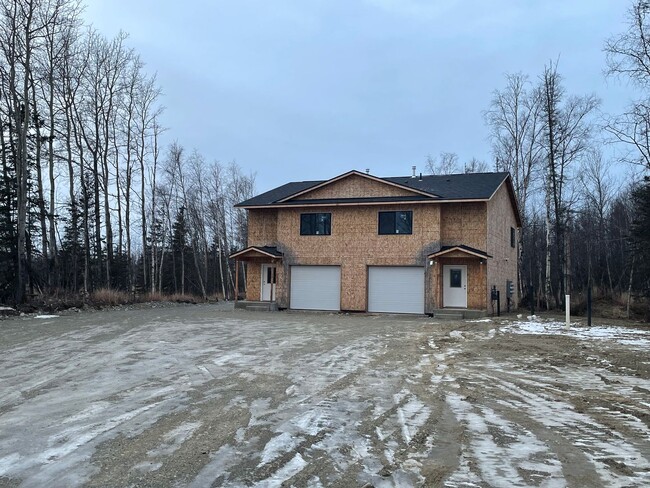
(587, 285), (592, 327)
(496, 290), (501, 317)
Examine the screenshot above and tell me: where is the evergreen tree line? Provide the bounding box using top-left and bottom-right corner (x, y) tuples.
(0, 0), (253, 304)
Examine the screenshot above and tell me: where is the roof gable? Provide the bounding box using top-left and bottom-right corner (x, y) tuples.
(278, 170), (437, 203)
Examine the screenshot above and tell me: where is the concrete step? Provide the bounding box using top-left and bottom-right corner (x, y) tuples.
(432, 309), (487, 320)
(434, 312), (464, 320)
(246, 305), (274, 312)
(235, 301), (278, 312)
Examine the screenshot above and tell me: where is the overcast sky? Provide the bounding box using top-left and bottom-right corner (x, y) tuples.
(85, 0), (632, 193)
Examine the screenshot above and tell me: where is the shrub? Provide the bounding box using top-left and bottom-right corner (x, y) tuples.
(142, 292), (201, 303)
(91, 288), (131, 307)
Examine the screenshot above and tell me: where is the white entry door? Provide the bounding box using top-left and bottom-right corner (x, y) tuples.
(443, 265), (467, 308)
(261, 264), (276, 301)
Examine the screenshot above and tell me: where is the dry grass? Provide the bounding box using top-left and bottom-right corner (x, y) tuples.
(90, 288), (132, 307)
(569, 292), (649, 321)
(144, 292), (200, 303)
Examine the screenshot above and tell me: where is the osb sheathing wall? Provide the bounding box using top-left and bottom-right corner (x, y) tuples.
(436, 203), (489, 310)
(247, 209), (278, 245)
(272, 204), (443, 311)
(244, 213), (279, 301)
(246, 262), (261, 300)
(486, 183), (519, 309)
(294, 174), (415, 200)
(439, 202), (487, 251)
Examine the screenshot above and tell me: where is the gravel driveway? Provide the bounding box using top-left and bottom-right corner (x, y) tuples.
(1, 304), (649, 487)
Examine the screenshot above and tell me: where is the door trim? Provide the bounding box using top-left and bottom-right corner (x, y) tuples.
(261, 264), (276, 301)
(443, 264), (468, 308)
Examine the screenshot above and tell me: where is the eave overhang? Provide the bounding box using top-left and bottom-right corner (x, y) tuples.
(488, 175), (522, 227)
(238, 197), (489, 210)
(428, 245), (492, 260)
(229, 246), (283, 261)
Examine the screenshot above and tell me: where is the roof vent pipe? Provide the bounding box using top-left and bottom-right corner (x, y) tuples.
(412, 165), (416, 178)
(365, 168), (370, 174)
(419, 172), (422, 181)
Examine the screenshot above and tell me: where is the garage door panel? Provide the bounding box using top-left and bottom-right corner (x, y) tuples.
(290, 266), (341, 311)
(368, 266), (424, 314)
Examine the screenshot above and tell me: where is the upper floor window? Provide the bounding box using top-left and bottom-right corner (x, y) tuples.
(300, 213), (331, 235)
(510, 227), (516, 248)
(378, 210), (412, 235)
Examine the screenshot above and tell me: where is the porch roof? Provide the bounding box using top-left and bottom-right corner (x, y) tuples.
(229, 246), (283, 261)
(428, 245), (492, 260)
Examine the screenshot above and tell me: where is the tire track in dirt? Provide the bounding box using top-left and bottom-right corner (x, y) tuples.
(432, 324), (650, 487)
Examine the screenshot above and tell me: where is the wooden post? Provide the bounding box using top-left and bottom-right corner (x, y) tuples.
(271, 266), (275, 302)
(235, 259), (239, 304)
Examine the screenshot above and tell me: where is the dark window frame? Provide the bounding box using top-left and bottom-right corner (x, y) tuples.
(510, 227), (516, 248)
(300, 212), (331, 236)
(378, 210), (413, 235)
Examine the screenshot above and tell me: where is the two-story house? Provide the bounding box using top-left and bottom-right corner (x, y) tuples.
(230, 170), (520, 316)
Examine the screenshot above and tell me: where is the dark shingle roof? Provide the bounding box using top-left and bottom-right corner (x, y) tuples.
(236, 171), (510, 207)
(238, 180), (323, 207)
(229, 245), (283, 259)
(428, 245), (492, 259)
(384, 172), (509, 199)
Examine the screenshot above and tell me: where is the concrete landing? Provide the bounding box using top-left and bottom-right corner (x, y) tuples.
(234, 301), (278, 312)
(432, 309), (487, 320)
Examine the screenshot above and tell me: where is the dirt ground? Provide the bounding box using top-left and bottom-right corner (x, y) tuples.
(0, 304), (649, 487)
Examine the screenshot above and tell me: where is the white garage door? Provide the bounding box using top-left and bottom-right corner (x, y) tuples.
(290, 266), (341, 311)
(368, 266), (425, 314)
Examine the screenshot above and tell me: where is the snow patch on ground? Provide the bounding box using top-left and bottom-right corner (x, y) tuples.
(396, 394), (431, 444)
(147, 421), (201, 458)
(34, 315), (59, 319)
(445, 392), (565, 486)
(256, 453), (307, 487)
(258, 432), (302, 466)
(486, 372), (650, 485)
(189, 444), (239, 488)
(502, 320), (650, 348)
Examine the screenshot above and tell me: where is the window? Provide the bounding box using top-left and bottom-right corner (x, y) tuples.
(266, 266), (276, 284)
(510, 227), (516, 248)
(450, 269), (462, 288)
(300, 213), (331, 235)
(378, 211), (412, 235)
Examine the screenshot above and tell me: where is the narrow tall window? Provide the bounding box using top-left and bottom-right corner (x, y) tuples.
(510, 227), (516, 248)
(300, 213), (331, 235)
(450, 269), (462, 288)
(378, 211), (412, 235)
